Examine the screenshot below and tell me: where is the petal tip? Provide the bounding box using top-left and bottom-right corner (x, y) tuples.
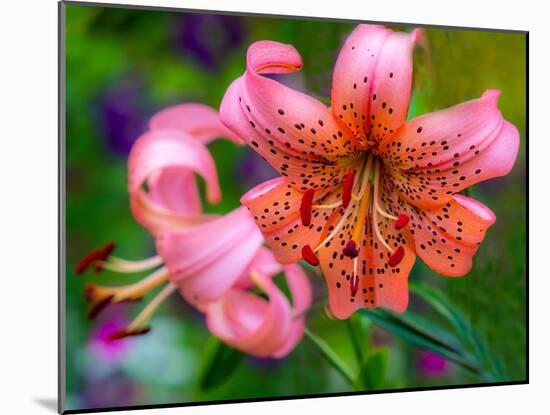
(410, 28), (423, 45)
(240, 177), (286, 206)
(482, 89), (501, 104)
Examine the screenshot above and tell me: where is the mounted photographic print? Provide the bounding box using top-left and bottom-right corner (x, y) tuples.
(59, 1), (528, 413)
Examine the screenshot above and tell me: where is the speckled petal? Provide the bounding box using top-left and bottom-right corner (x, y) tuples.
(220, 41), (362, 193)
(241, 177), (344, 264)
(380, 90), (520, 209)
(318, 192), (415, 319)
(332, 24), (420, 146)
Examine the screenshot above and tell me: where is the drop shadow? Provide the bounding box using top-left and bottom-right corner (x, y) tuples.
(34, 398), (58, 413)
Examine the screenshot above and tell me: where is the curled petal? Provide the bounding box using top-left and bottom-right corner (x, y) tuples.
(220, 41), (362, 193)
(235, 247), (283, 289)
(205, 264), (312, 358)
(332, 24), (420, 145)
(272, 264), (312, 357)
(128, 129), (221, 233)
(157, 206), (264, 303)
(381, 90), (520, 209)
(149, 103), (241, 144)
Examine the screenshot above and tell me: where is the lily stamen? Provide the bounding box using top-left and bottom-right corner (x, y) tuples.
(300, 189), (315, 226)
(85, 267), (169, 319)
(373, 159), (398, 221)
(350, 274), (359, 297)
(372, 204), (394, 253)
(95, 255), (164, 274)
(76, 241), (116, 275)
(122, 282), (178, 336)
(313, 156), (371, 254)
(302, 244), (320, 266)
(388, 246), (405, 267)
(107, 326), (151, 341)
(394, 214), (410, 230)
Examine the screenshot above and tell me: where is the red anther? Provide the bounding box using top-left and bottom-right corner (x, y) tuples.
(301, 245), (320, 266)
(343, 240), (359, 258)
(76, 241), (116, 275)
(350, 275), (359, 297)
(342, 171), (355, 208)
(300, 189), (315, 226)
(107, 326), (151, 341)
(394, 214), (410, 230)
(87, 294), (114, 320)
(388, 246), (405, 267)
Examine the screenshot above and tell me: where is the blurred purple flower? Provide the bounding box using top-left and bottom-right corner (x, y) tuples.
(97, 78), (149, 156)
(418, 349), (448, 376)
(82, 375), (140, 409)
(237, 150), (279, 189)
(89, 310), (130, 363)
(173, 13), (244, 70)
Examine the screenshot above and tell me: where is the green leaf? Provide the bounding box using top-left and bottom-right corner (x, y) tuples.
(304, 329), (355, 384)
(198, 337), (244, 391)
(409, 280), (508, 381)
(361, 309), (482, 376)
(409, 280), (469, 337)
(355, 347), (389, 390)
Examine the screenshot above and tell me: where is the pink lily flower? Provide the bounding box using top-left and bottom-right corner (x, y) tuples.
(77, 104), (267, 338)
(219, 24), (520, 319)
(204, 248), (312, 358)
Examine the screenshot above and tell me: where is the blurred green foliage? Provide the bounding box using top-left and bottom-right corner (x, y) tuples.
(64, 2), (526, 411)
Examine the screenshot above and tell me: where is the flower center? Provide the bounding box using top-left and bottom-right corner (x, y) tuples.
(300, 152), (410, 290)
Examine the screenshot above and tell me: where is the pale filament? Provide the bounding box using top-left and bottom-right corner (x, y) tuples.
(352, 154), (374, 201)
(373, 159), (398, 221)
(96, 255), (164, 274)
(313, 154), (373, 253)
(127, 282), (177, 331)
(371, 202), (394, 253)
(91, 267), (169, 302)
(313, 156), (373, 209)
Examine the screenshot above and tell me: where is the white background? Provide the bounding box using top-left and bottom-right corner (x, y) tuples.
(0, 0), (543, 413)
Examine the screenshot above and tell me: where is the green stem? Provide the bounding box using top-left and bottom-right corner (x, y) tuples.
(304, 328), (355, 384)
(345, 317), (364, 365)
